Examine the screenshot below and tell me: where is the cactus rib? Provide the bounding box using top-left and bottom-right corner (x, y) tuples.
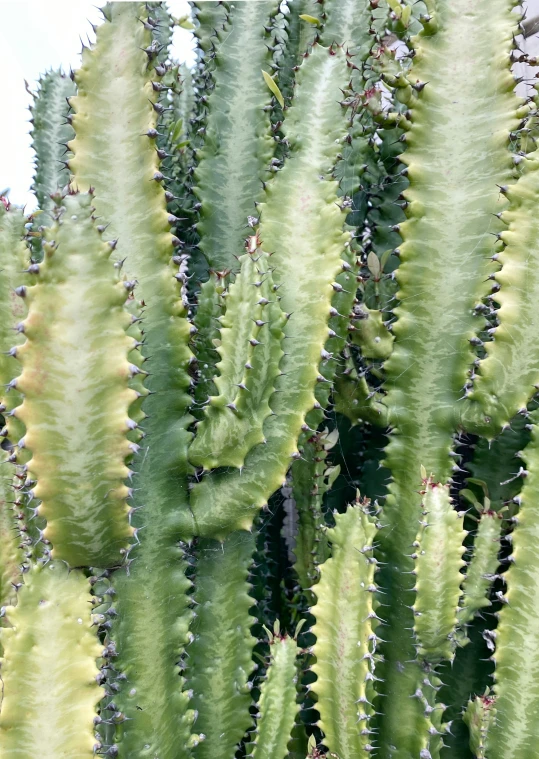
(9, 192), (136, 567)
(0, 562), (103, 758)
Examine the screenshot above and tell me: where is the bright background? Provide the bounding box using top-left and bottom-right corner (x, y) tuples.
(0, 0), (196, 210)
(1, 1), (539, 210)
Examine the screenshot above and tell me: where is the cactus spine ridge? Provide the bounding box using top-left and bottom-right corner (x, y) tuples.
(9, 192), (136, 567)
(0, 204), (29, 608)
(376, 2), (522, 753)
(189, 531), (256, 759)
(0, 562), (103, 758)
(311, 499), (378, 757)
(185, 44), (351, 538)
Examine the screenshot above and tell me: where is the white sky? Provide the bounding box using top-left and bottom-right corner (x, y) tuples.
(0, 0), (196, 210)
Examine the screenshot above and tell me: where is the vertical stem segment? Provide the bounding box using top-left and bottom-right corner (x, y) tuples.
(377, 3), (520, 754)
(68, 5), (196, 754)
(189, 532), (256, 759)
(0, 563), (103, 758)
(194, 0), (279, 271)
(311, 501), (378, 757)
(251, 635), (299, 759)
(0, 205), (28, 609)
(488, 410), (539, 759)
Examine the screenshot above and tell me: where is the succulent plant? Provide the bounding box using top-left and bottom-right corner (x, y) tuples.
(1, 1), (539, 758)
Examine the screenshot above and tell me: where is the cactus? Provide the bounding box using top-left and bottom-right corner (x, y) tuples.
(29, 70), (76, 219)
(4, 0), (539, 757)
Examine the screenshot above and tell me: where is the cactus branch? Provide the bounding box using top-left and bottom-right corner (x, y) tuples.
(0, 563), (103, 758)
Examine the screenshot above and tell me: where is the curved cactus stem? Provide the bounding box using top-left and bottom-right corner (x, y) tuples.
(194, 0), (279, 270)
(463, 690), (496, 759)
(457, 511), (503, 633)
(487, 410), (539, 758)
(250, 633), (299, 759)
(189, 249), (286, 469)
(412, 479), (466, 663)
(376, 2), (521, 754)
(9, 193), (136, 567)
(185, 44), (351, 538)
(0, 562), (102, 758)
(68, 5), (196, 754)
(29, 71), (75, 218)
(189, 531), (256, 759)
(311, 499), (378, 757)
(463, 147), (539, 434)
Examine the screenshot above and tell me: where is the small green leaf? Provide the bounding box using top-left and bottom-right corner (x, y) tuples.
(174, 14), (195, 30)
(171, 119), (184, 144)
(460, 489), (482, 509)
(262, 69), (284, 108)
(367, 251), (381, 279)
(299, 14), (321, 26)
(380, 247), (393, 272)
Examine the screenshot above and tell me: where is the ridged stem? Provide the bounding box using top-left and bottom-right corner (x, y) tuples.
(376, 3), (520, 755)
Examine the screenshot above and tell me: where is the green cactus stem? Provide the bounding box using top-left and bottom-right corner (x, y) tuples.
(458, 510), (503, 632)
(9, 192), (137, 567)
(464, 145), (539, 433)
(68, 5), (197, 754)
(334, 356), (388, 428)
(311, 499), (378, 757)
(191, 270), (227, 420)
(250, 632), (299, 759)
(486, 409), (539, 758)
(376, 2), (521, 753)
(185, 44), (351, 538)
(412, 478), (466, 663)
(466, 412), (531, 509)
(193, 0), (279, 271)
(286, 428), (339, 593)
(0, 562), (103, 758)
(189, 531), (256, 759)
(464, 690), (496, 759)
(349, 304), (394, 361)
(191, 2), (230, 64)
(0, 204), (29, 608)
(29, 70), (76, 218)
(189, 247), (286, 470)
